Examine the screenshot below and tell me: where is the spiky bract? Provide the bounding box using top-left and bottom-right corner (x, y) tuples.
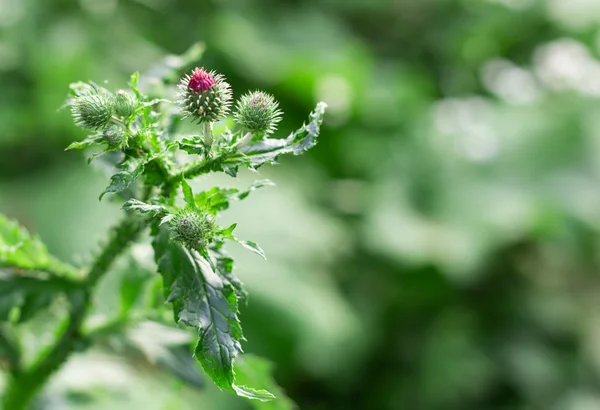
(234, 91), (283, 136)
(169, 208), (216, 252)
(178, 67), (232, 124)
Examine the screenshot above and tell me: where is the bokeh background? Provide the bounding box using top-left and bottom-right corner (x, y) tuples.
(4, 0), (600, 409)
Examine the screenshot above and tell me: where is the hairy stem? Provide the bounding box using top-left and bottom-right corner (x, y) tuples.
(2, 217), (145, 410)
(168, 156), (222, 182)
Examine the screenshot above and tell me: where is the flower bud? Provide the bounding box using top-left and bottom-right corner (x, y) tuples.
(177, 67), (232, 124)
(169, 208), (216, 252)
(102, 126), (126, 147)
(114, 90), (137, 118)
(234, 91), (282, 136)
(71, 93), (114, 130)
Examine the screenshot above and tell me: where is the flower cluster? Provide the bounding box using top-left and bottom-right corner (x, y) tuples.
(70, 87), (137, 133)
(178, 67), (283, 138)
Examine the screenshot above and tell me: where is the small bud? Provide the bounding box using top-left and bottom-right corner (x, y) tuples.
(169, 208), (216, 252)
(114, 90), (137, 118)
(71, 93), (114, 130)
(102, 126), (126, 147)
(234, 91), (282, 136)
(177, 67), (232, 124)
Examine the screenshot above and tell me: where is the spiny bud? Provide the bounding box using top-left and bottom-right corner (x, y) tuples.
(114, 90), (137, 118)
(169, 208), (216, 252)
(234, 91), (283, 136)
(177, 67), (232, 124)
(102, 126), (126, 147)
(71, 93), (114, 130)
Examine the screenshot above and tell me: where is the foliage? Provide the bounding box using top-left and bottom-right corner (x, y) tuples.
(0, 45), (325, 409)
(5, 0), (600, 410)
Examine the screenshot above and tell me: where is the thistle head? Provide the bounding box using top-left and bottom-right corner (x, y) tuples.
(102, 126), (126, 147)
(178, 67), (232, 124)
(188, 67), (216, 93)
(71, 93), (114, 130)
(169, 208), (216, 252)
(234, 91), (283, 136)
(114, 90), (137, 118)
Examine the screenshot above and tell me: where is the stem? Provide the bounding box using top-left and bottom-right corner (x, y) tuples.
(168, 157), (222, 183)
(2, 217), (145, 410)
(203, 121), (212, 148)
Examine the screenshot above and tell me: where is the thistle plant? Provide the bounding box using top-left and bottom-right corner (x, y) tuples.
(0, 45), (326, 409)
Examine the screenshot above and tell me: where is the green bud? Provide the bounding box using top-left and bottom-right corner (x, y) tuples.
(114, 90), (137, 118)
(102, 126), (126, 147)
(169, 208), (216, 252)
(71, 93), (114, 130)
(234, 91), (282, 136)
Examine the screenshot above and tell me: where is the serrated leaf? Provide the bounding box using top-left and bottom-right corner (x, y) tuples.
(225, 102), (327, 170)
(100, 152), (163, 200)
(152, 227), (269, 399)
(123, 199), (168, 217)
(65, 134), (103, 151)
(0, 214), (78, 279)
(215, 255), (247, 300)
(181, 179), (196, 207)
(178, 136), (208, 156)
(195, 180), (274, 215)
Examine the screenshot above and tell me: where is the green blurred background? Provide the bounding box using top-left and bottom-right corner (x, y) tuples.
(4, 0), (600, 409)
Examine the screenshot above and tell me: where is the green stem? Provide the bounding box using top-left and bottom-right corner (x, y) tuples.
(1, 217), (145, 410)
(168, 156), (222, 183)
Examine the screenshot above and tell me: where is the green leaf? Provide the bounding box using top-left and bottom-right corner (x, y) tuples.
(234, 355), (297, 409)
(100, 152), (163, 200)
(129, 71), (140, 99)
(178, 136), (208, 156)
(0, 214), (79, 279)
(65, 134), (103, 151)
(195, 180), (274, 215)
(236, 240), (267, 259)
(181, 179), (196, 208)
(214, 254), (247, 300)
(122, 199), (168, 217)
(152, 227), (270, 399)
(225, 102), (327, 171)
(0, 272), (78, 323)
(144, 42), (206, 86)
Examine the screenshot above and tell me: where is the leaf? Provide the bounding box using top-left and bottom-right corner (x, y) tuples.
(178, 136), (208, 156)
(0, 214), (79, 279)
(225, 102), (327, 171)
(152, 227), (270, 399)
(129, 71), (140, 99)
(65, 134), (103, 151)
(123, 199), (168, 217)
(181, 178), (196, 208)
(236, 240), (267, 259)
(100, 152), (163, 200)
(0, 272), (78, 323)
(234, 355), (297, 409)
(195, 180), (274, 215)
(215, 255), (247, 300)
(143, 42), (206, 87)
